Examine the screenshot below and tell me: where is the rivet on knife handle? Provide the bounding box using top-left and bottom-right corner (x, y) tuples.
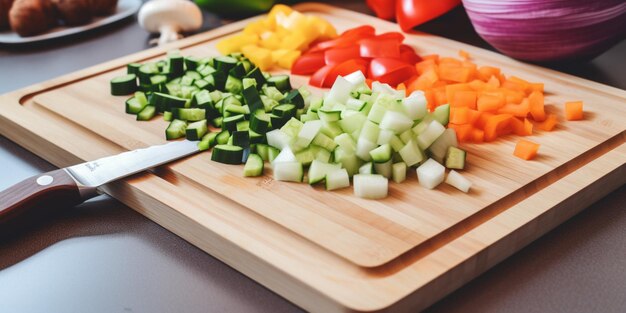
(0, 169), (91, 224)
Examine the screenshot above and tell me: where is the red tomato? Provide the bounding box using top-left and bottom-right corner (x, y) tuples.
(360, 38), (401, 58)
(291, 52), (326, 75)
(324, 46), (362, 65)
(325, 59), (369, 87)
(310, 65), (335, 88)
(369, 58), (416, 86)
(366, 0), (397, 20)
(396, 0), (461, 31)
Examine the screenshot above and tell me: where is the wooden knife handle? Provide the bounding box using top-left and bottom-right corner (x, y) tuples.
(0, 169), (84, 224)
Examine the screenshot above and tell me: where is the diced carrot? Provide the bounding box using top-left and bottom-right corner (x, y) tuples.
(421, 54), (439, 62)
(445, 83), (471, 103)
(424, 89), (437, 111)
(471, 128), (484, 143)
(396, 83), (406, 91)
(477, 94), (505, 112)
(528, 91), (546, 122)
(486, 75), (500, 89)
(510, 117), (533, 136)
(467, 109), (482, 125)
(514, 139), (540, 160)
(507, 76), (531, 94)
(439, 57), (462, 65)
(538, 113), (558, 131)
(565, 101), (584, 121)
(450, 107), (470, 124)
(468, 79), (486, 92)
(451, 91), (477, 109)
(497, 99), (530, 118)
(439, 63), (472, 83)
(503, 89), (525, 104)
(449, 123), (473, 142)
(475, 112), (494, 129)
(477, 66), (500, 81)
(411, 68), (439, 90)
(484, 114), (512, 141)
(434, 88), (447, 106)
(415, 59), (438, 75)
(530, 83), (544, 93)
(459, 50), (470, 60)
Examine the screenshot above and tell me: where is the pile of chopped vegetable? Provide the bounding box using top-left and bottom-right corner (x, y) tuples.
(262, 71), (471, 198)
(216, 5), (337, 71)
(291, 25), (421, 88)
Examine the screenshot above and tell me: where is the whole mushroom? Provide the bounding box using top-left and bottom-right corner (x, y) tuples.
(138, 0), (202, 46)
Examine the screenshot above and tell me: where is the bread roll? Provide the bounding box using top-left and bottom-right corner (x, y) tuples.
(51, 0), (91, 25)
(0, 0), (16, 29)
(89, 0), (116, 16)
(9, 0), (57, 36)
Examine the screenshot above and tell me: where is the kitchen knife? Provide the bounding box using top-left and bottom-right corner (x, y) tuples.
(0, 140), (200, 224)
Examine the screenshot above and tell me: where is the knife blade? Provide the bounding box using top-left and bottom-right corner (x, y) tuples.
(0, 140), (200, 224)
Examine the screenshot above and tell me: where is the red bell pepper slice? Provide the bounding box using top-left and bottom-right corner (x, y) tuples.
(291, 52), (326, 75)
(325, 59), (369, 87)
(360, 38), (401, 59)
(324, 45), (362, 65)
(366, 0), (397, 20)
(400, 44), (422, 64)
(309, 64), (335, 88)
(369, 58), (416, 86)
(396, 0), (461, 31)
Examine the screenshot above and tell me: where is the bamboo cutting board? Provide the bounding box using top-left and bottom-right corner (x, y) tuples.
(0, 3), (624, 312)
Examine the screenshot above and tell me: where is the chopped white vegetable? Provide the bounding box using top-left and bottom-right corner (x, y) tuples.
(266, 129), (292, 150)
(326, 168), (350, 191)
(416, 158), (445, 189)
(273, 161), (303, 182)
(402, 91), (428, 121)
(272, 147), (296, 164)
(379, 110), (413, 134)
(308, 160), (341, 185)
(374, 160), (392, 178)
(392, 162), (407, 183)
(445, 170), (472, 193)
(354, 174), (388, 199)
(295, 120), (322, 147)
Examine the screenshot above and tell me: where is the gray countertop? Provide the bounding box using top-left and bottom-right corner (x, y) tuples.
(1, 2), (625, 313)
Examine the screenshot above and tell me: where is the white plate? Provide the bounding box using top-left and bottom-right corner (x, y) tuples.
(0, 0), (141, 44)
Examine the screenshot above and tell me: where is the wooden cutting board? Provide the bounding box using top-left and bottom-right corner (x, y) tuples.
(1, 3), (624, 312)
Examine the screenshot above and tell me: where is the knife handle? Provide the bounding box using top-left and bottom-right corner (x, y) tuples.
(0, 169), (84, 224)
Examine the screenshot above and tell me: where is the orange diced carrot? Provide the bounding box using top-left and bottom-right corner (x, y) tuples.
(538, 113), (558, 131)
(497, 99), (530, 118)
(477, 66), (501, 81)
(449, 123), (473, 142)
(439, 57), (462, 65)
(468, 79), (486, 92)
(484, 114), (512, 141)
(445, 83), (471, 103)
(424, 89), (437, 111)
(477, 94), (505, 112)
(439, 63), (472, 83)
(415, 59), (438, 75)
(503, 89), (525, 104)
(507, 76), (531, 94)
(459, 49), (470, 60)
(471, 128), (484, 143)
(514, 139), (540, 160)
(475, 112), (494, 129)
(434, 88), (447, 106)
(421, 54), (439, 62)
(510, 117), (533, 136)
(486, 75), (500, 89)
(396, 83), (406, 91)
(451, 91), (477, 109)
(467, 109), (482, 125)
(530, 83), (544, 93)
(411, 68), (439, 90)
(450, 107), (470, 124)
(528, 91), (546, 122)
(565, 101), (584, 121)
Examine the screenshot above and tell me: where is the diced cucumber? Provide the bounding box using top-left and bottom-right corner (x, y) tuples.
(174, 108), (206, 122)
(198, 132), (218, 151)
(402, 91), (428, 120)
(359, 162), (373, 174)
(374, 160), (392, 178)
(136, 105), (156, 121)
(212, 144), (244, 164)
(353, 174), (388, 199)
(433, 103), (450, 126)
(312, 133), (337, 151)
(243, 154), (264, 177)
(225, 75), (243, 94)
(445, 170), (472, 192)
(428, 129), (458, 164)
(369, 144), (392, 163)
(165, 119), (187, 140)
(399, 140), (425, 167)
(273, 162), (303, 182)
(213, 56), (238, 73)
(110, 74), (137, 95)
(325, 168), (350, 191)
(355, 138), (377, 161)
(267, 146), (280, 162)
(417, 120), (446, 150)
(232, 130), (250, 148)
(416, 159), (445, 189)
(445, 146), (466, 170)
(318, 109), (341, 122)
(308, 160), (341, 185)
(379, 110), (413, 134)
(125, 96), (147, 115)
(392, 162), (407, 183)
(334, 147), (362, 176)
(185, 120), (208, 141)
(295, 120), (322, 147)
(223, 114), (245, 132)
(266, 75), (291, 92)
(280, 90), (305, 109)
(163, 111), (173, 121)
(266, 129), (291, 149)
(245, 67), (266, 87)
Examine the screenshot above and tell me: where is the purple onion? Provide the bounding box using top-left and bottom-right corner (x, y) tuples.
(462, 0), (626, 62)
